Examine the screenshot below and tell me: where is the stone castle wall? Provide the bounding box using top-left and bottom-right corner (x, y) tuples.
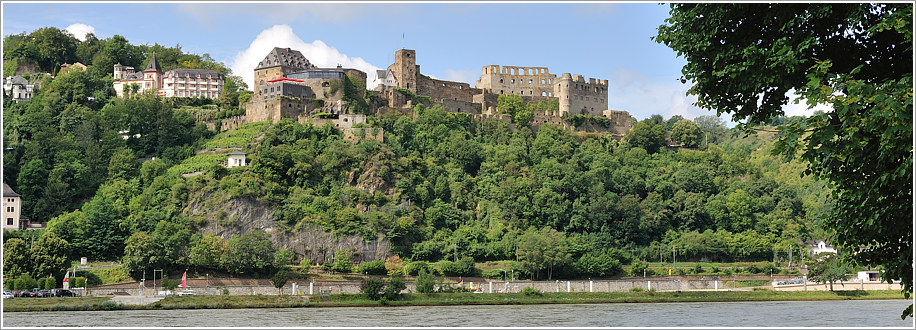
(556, 73), (608, 117)
(477, 65), (557, 97)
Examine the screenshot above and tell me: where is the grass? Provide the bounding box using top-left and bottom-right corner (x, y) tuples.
(202, 121), (270, 150)
(4, 290), (906, 313)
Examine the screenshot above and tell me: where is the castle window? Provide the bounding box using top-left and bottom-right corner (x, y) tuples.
(529, 79), (533, 84)
(542, 92), (547, 96)
(499, 79), (503, 83)
(510, 79), (515, 84)
(442, 83), (446, 87)
(500, 90), (503, 94)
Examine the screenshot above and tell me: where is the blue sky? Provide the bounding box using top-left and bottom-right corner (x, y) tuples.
(1, 1), (819, 122)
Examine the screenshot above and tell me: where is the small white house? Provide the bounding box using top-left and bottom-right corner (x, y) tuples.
(373, 69), (398, 89)
(227, 151), (247, 168)
(857, 270), (881, 282)
(806, 240), (837, 257)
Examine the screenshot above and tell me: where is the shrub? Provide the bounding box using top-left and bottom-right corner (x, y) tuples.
(629, 259), (649, 277)
(710, 266), (720, 274)
(384, 277), (406, 300)
(439, 257), (479, 277)
(357, 260), (387, 275)
(404, 261), (436, 276)
(385, 255), (404, 276)
(331, 250), (353, 273)
(415, 268), (436, 294)
(630, 286), (644, 292)
(693, 264), (703, 274)
(521, 287), (542, 296)
(676, 268), (687, 276)
(360, 278), (385, 301)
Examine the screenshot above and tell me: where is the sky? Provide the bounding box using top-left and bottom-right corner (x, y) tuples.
(1, 1), (819, 122)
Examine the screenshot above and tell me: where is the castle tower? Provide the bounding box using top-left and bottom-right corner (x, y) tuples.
(389, 49), (418, 93)
(555, 73), (573, 117)
(142, 53), (163, 91)
(113, 63), (124, 80)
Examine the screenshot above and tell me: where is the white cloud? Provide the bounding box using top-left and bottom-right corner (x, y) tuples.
(783, 89), (831, 117)
(229, 25), (382, 90)
(607, 69), (718, 122)
(65, 23), (95, 41)
(442, 69), (477, 85)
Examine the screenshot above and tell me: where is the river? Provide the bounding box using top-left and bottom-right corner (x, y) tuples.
(3, 299), (913, 327)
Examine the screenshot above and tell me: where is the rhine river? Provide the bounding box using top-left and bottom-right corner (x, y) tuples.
(3, 299), (913, 327)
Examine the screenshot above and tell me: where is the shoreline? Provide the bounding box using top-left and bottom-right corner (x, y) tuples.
(3, 289), (909, 312)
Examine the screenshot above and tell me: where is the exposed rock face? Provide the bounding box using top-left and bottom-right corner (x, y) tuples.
(185, 193), (390, 265)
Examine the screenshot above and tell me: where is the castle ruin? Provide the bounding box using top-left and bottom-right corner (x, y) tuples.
(245, 47), (632, 135)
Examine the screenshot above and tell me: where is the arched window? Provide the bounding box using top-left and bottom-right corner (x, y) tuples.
(322, 82), (330, 87)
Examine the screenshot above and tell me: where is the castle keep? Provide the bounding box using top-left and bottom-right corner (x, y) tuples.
(245, 47), (632, 134)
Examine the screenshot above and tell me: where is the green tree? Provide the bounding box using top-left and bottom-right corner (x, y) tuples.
(669, 119), (702, 147)
(360, 277), (385, 301)
(517, 227), (570, 280)
(384, 277), (406, 300)
(656, 3), (912, 317)
(220, 230), (276, 275)
(808, 253), (854, 291)
(330, 249), (353, 273)
(624, 120), (666, 153)
(358, 260), (387, 275)
(272, 270), (288, 295)
(188, 234), (224, 270)
(415, 268), (436, 294)
(629, 259), (649, 277)
(29, 231), (71, 281)
(3, 238), (31, 278)
(121, 232), (160, 281)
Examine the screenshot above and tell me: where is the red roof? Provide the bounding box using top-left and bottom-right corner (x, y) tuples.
(267, 77), (304, 83)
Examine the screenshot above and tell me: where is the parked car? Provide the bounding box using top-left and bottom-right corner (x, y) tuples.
(2, 290), (13, 299)
(18, 290), (34, 297)
(55, 290), (76, 297)
(37, 290), (52, 298)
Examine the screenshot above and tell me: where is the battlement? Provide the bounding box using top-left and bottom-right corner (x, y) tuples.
(482, 65), (551, 76)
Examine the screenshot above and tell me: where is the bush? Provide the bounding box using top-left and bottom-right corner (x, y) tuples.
(360, 278), (385, 301)
(439, 257), (479, 277)
(521, 287), (542, 296)
(710, 266), (720, 274)
(357, 260), (387, 275)
(630, 286), (644, 292)
(629, 259), (649, 277)
(384, 277), (406, 300)
(415, 268), (436, 294)
(693, 264), (704, 274)
(404, 261), (436, 276)
(331, 250), (353, 273)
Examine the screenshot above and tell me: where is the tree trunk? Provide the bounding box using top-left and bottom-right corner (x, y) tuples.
(829, 280), (834, 291)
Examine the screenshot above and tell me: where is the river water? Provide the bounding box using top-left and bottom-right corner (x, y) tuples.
(3, 299), (913, 327)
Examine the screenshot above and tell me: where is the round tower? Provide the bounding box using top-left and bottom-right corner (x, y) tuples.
(555, 73), (573, 117)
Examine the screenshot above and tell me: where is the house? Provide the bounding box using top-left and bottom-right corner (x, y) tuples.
(59, 62), (87, 75)
(3, 75), (35, 101)
(373, 69), (398, 89)
(113, 54), (225, 98)
(2, 182), (38, 231)
(226, 151), (247, 168)
(805, 239), (838, 257)
(857, 270), (881, 282)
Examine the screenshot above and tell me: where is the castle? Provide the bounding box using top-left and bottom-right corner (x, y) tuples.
(245, 47), (631, 134)
(113, 54), (226, 99)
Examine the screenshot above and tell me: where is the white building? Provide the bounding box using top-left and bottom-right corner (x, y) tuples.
(806, 239), (838, 257)
(3, 182), (23, 231)
(3, 76), (35, 101)
(373, 69), (398, 89)
(113, 54), (224, 99)
(226, 151), (247, 168)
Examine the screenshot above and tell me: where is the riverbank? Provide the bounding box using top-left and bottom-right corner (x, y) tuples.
(3, 289), (907, 312)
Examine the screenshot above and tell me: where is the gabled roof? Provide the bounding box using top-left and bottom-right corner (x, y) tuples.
(7, 75), (28, 85)
(3, 182), (21, 197)
(376, 70), (390, 79)
(143, 53), (162, 72)
(227, 150), (247, 155)
(255, 47), (314, 71)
